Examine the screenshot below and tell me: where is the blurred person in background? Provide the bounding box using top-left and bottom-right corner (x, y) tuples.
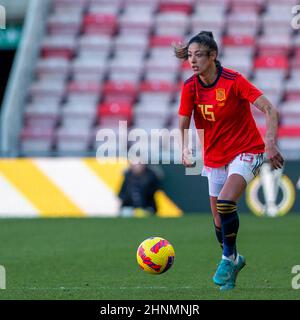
(174, 31), (284, 290)
(118, 163), (161, 217)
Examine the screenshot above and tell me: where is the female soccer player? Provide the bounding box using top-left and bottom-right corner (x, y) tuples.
(175, 31), (284, 290)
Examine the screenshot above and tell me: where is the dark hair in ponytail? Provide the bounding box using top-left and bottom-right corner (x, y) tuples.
(173, 31), (221, 67)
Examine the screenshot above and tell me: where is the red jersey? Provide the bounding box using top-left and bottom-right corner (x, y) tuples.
(178, 67), (265, 167)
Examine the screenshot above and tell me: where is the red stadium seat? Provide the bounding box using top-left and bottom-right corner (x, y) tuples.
(254, 56), (289, 81)
(83, 13), (118, 35)
(254, 56), (288, 69)
(98, 102), (133, 126)
(259, 126), (300, 138)
(222, 35), (256, 47)
(140, 81), (176, 93)
(102, 81), (138, 104)
(150, 35), (183, 48)
(158, 0), (195, 14)
(41, 36), (76, 59)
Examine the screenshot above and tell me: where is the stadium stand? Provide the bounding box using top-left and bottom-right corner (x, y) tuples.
(13, 0), (300, 159)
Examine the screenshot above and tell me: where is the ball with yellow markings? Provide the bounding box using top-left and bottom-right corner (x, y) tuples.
(136, 237), (175, 274)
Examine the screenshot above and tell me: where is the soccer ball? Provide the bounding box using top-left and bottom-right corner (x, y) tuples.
(136, 237), (175, 274)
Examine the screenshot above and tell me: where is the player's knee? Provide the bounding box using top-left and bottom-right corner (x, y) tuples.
(217, 193), (237, 204)
(218, 187), (236, 201)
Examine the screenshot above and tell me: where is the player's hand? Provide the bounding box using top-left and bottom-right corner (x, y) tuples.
(182, 148), (195, 167)
(266, 142), (284, 170)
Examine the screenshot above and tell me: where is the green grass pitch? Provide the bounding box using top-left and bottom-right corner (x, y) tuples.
(0, 214), (299, 300)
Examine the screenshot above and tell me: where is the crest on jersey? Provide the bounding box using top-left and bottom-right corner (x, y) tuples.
(216, 88), (226, 101)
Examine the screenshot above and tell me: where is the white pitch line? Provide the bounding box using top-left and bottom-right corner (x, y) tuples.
(9, 286), (281, 291)
(11, 286), (194, 291)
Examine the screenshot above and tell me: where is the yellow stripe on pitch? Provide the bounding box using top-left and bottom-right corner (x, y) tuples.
(0, 159), (84, 217)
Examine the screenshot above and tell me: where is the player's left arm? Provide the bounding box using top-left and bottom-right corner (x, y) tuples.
(253, 95), (284, 169)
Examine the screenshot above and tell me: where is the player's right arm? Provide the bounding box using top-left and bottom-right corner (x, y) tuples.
(179, 115), (194, 167)
(178, 79), (196, 167)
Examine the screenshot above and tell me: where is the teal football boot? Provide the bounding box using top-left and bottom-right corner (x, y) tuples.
(220, 255), (246, 291)
(213, 258), (235, 286)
